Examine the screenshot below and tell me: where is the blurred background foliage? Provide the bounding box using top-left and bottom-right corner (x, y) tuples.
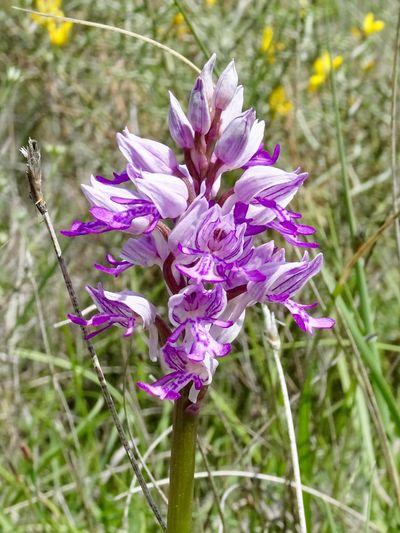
(1, 0), (399, 531)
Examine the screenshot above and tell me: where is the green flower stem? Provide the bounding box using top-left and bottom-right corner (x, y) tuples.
(167, 388), (199, 533)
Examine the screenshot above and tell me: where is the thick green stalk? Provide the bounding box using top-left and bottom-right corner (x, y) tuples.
(167, 389), (199, 533)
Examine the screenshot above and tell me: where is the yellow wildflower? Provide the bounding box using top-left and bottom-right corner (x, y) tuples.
(172, 13), (185, 26)
(269, 86), (293, 117)
(260, 26), (284, 64)
(205, 0), (217, 5)
(47, 19), (72, 46)
(172, 12), (188, 38)
(363, 13), (385, 35)
(308, 51), (343, 92)
(261, 26), (274, 53)
(32, 0), (72, 46)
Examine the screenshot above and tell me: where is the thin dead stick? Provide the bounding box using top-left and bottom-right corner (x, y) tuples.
(263, 307), (307, 533)
(21, 139), (166, 531)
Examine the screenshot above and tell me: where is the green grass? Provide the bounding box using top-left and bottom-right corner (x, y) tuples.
(1, 0), (399, 531)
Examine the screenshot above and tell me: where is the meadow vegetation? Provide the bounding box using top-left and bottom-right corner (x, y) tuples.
(1, 0), (399, 531)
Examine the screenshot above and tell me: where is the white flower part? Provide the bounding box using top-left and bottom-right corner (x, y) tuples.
(81, 176), (138, 211)
(103, 289), (157, 329)
(233, 119), (265, 168)
(234, 166), (301, 204)
(211, 294), (253, 343)
(81, 176), (153, 234)
(220, 85), (244, 133)
(200, 53), (216, 105)
(169, 194), (209, 250)
(214, 60), (238, 110)
(188, 354), (218, 403)
(132, 172), (188, 219)
(117, 127), (178, 174)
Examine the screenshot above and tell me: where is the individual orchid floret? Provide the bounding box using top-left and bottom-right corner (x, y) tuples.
(229, 165), (317, 247)
(280, 299), (335, 335)
(176, 205), (248, 283)
(68, 284), (158, 352)
(247, 253), (334, 334)
(188, 78), (211, 134)
(168, 91), (195, 149)
(166, 285), (233, 362)
(95, 233), (168, 277)
(137, 344), (218, 402)
(213, 60), (238, 110)
(214, 109), (256, 166)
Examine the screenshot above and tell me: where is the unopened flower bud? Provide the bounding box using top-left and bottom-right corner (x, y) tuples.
(188, 78), (211, 134)
(168, 92), (195, 149)
(214, 109), (256, 165)
(213, 60), (238, 110)
(200, 53), (216, 104)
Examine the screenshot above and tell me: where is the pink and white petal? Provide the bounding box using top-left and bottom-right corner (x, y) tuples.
(103, 289), (157, 329)
(117, 128), (178, 174)
(133, 172), (188, 219)
(137, 371), (192, 401)
(233, 119), (265, 169)
(220, 86), (244, 132)
(169, 195), (209, 250)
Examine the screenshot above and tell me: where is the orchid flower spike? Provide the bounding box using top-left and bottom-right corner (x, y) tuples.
(63, 55), (335, 403)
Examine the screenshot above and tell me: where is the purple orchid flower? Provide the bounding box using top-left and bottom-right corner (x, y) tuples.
(64, 55), (335, 403)
(68, 284), (159, 359)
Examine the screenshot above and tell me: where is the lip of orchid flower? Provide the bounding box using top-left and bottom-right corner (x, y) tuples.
(165, 285), (233, 362)
(137, 344), (218, 402)
(279, 299), (335, 335)
(242, 143), (281, 169)
(60, 203), (159, 237)
(176, 206), (249, 283)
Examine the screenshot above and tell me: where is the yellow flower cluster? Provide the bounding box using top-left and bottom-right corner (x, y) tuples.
(269, 86), (293, 117)
(363, 12), (385, 35)
(352, 12), (385, 39)
(32, 0), (72, 46)
(308, 52), (343, 92)
(260, 26), (284, 64)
